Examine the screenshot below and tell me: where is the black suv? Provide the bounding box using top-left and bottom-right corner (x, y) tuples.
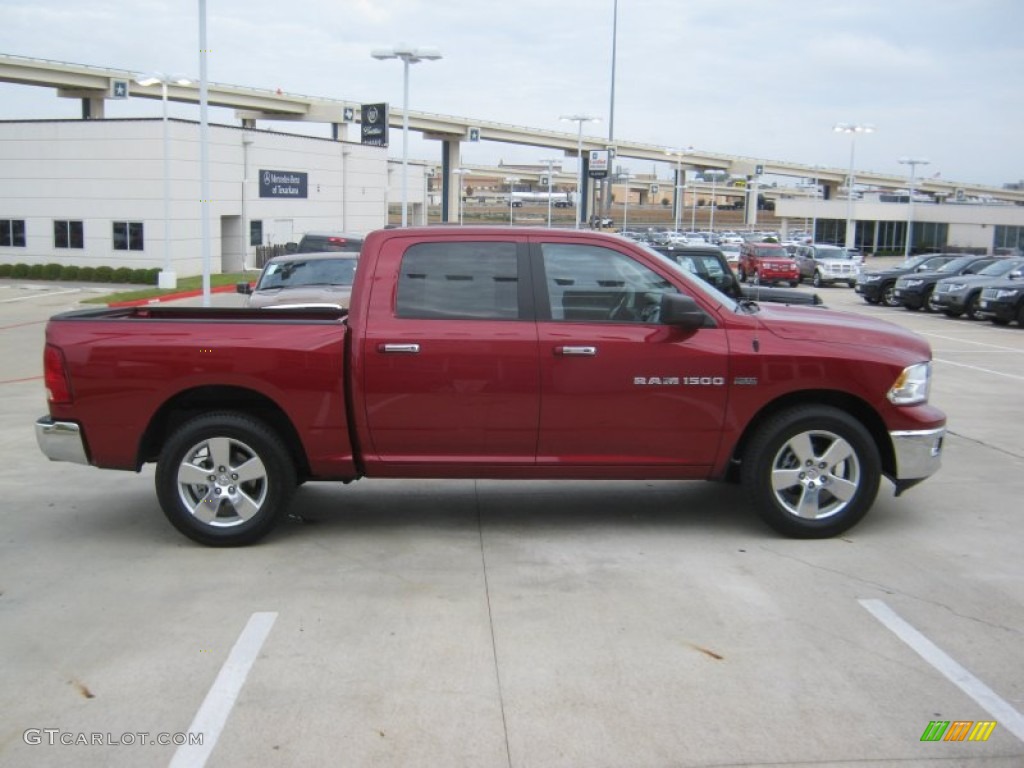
(929, 258), (1024, 319)
(892, 255), (999, 311)
(294, 231), (364, 253)
(654, 245), (822, 306)
(977, 271), (1024, 326)
(855, 254), (959, 307)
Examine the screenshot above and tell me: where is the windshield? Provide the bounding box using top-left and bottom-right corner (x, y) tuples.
(815, 246), (853, 260)
(979, 259), (1024, 276)
(257, 258), (357, 290)
(936, 256), (979, 273)
(637, 242), (738, 312)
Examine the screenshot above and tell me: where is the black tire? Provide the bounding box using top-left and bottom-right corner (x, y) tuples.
(863, 297), (880, 305)
(741, 406), (881, 538)
(921, 288), (936, 313)
(963, 293), (980, 321)
(738, 267), (747, 283)
(155, 412), (296, 546)
(991, 317), (1010, 326)
(847, 281), (857, 289)
(881, 283), (900, 307)
(1017, 303), (1024, 327)
(812, 271), (823, 288)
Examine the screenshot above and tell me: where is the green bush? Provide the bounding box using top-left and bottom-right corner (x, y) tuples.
(28, 264), (45, 279)
(0, 264), (12, 277)
(112, 267), (133, 283)
(61, 266), (81, 280)
(44, 263), (63, 280)
(12, 264), (29, 278)
(79, 266), (96, 281)
(94, 266), (114, 283)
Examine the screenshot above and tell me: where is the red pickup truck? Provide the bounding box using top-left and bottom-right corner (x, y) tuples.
(36, 227), (945, 546)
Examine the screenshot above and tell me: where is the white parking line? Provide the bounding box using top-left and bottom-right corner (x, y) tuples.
(859, 599), (1024, 743)
(169, 611), (278, 768)
(0, 288), (81, 303)
(933, 358), (1024, 382)
(920, 331), (1024, 354)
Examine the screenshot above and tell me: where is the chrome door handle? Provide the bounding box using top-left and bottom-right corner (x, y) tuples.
(555, 346), (597, 356)
(378, 343), (420, 354)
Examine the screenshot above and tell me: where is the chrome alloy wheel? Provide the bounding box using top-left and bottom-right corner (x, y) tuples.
(175, 436), (269, 527)
(768, 429), (861, 520)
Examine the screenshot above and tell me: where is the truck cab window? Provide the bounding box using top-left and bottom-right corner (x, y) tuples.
(396, 241), (520, 320)
(541, 243), (674, 323)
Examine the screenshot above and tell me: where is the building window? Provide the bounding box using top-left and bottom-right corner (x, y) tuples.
(113, 221), (145, 251)
(54, 220), (84, 249)
(250, 220), (263, 247)
(1, 219), (26, 247)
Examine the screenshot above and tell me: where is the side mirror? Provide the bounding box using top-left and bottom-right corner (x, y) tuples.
(236, 281), (253, 295)
(660, 293), (709, 329)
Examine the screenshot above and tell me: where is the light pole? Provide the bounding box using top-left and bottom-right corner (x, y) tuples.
(560, 115), (599, 229)
(833, 123), (874, 250)
(706, 170), (727, 233)
(505, 176), (520, 225)
(691, 179), (698, 232)
(899, 157), (930, 258)
(665, 147), (694, 233)
(135, 73), (192, 290)
(617, 171), (633, 232)
(539, 158), (561, 227)
(452, 168), (471, 225)
(371, 44), (442, 227)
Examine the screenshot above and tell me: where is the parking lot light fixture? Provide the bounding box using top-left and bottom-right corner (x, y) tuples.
(371, 45), (443, 227)
(560, 115), (599, 229)
(505, 176), (520, 225)
(899, 157), (930, 258)
(705, 170), (727, 233)
(833, 123), (875, 250)
(452, 168), (471, 225)
(666, 147), (694, 233)
(539, 158), (561, 227)
(135, 73), (193, 290)
(617, 171), (634, 232)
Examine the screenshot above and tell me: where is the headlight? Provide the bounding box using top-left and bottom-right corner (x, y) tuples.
(887, 362), (931, 405)
(944, 282), (967, 292)
(903, 278), (924, 287)
(995, 289), (1021, 300)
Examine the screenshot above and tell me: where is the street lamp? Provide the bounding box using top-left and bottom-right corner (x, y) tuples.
(371, 44), (443, 227)
(617, 171), (633, 232)
(833, 123), (875, 250)
(705, 170), (727, 233)
(665, 147), (694, 233)
(505, 176), (520, 225)
(452, 168), (471, 225)
(135, 73), (192, 290)
(539, 158), (561, 227)
(560, 115), (599, 229)
(899, 157), (930, 258)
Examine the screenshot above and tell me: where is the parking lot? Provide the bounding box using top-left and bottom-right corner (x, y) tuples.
(1, 277), (1022, 767)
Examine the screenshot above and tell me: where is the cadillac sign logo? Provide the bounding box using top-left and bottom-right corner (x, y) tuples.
(361, 103), (389, 147)
(259, 170), (308, 199)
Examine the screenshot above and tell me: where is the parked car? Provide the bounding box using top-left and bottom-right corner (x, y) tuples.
(794, 244), (861, 288)
(855, 254), (960, 307)
(654, 245), (823, 306)
(295, 231), (364, 253)
(237, 251), (359, 308)
(977, 271), (1024, 325)
(893, 255), (999, 311)
(737, 242), (800, 286)
(929, 258), (1024, 319)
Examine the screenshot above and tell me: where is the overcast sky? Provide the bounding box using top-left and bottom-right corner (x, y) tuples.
(1, 0), (1021, 187)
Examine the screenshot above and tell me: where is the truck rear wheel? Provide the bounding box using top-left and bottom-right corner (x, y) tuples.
(741, 406), (880, 538)
(155, 412), (296, 546)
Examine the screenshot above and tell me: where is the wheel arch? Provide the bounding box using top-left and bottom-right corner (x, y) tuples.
(725, 390), (894, 482)
(137, 386), (311, 479)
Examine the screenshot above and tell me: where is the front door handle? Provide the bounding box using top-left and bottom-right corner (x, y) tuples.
(378, 343), (421, 354)
(555, 346), (597, 356)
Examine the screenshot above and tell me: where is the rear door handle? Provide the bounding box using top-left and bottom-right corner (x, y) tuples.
(555, 346), (597, 356)
(378, 343), (421, 354)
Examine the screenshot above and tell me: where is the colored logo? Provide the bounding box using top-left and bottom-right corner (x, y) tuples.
(920, 720), (997, 742)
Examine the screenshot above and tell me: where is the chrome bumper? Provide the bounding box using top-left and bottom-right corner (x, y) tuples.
(889, 427), (944, 493)
(35, 417), (90, 465)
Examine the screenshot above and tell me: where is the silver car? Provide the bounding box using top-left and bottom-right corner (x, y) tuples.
(237, 251), (358, 309)
(795, 244), (861, 288)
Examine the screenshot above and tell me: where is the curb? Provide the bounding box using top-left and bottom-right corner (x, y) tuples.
(108, 283), (241, 308)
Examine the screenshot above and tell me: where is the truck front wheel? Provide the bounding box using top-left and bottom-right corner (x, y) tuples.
(741, 406), (881, 538)
(156, 412), (296, 546)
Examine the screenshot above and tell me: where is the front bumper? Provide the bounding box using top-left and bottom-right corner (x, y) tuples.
(889, 427), (944, 495)
(35, 417), (90, 465)
(976, 298), (1018, 322)
(855, 280), (883, 299)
